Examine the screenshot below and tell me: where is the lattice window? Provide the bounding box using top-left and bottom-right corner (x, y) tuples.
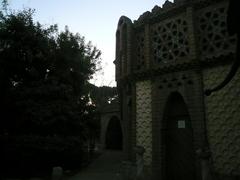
(136, 33), (145, 70)
(151, 17), (190, 64)
(197, 5), (237, 59)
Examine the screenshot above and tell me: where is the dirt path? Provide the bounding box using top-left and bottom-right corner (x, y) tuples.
(66, 150), (124, 180)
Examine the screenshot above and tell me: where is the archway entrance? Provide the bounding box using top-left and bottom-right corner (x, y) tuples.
(163, 92), (195, 180)
(105, 116), (122, 150)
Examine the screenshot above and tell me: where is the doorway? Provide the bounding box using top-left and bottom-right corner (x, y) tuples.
(105, 116), (123, 150)
(163, 92), (196, 180)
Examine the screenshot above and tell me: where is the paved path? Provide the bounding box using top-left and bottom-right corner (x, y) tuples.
(66, 151), (124, 180)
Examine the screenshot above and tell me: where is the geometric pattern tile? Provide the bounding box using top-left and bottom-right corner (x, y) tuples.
(203, 65), (240, 176)
(197, 3), (237, 59)
(151, 16), (190, 64)
(136, 80), (152, 166)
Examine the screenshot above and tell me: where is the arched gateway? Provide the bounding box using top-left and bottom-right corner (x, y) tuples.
(105, 116), (123, 150)
(163, 92), (195, 180)
(100, 102), (122, 150)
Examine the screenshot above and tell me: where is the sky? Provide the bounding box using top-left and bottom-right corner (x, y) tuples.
(8, 0), (168, 87)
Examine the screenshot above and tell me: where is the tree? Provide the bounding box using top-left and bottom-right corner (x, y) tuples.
(88, 84), (118, 106)
(0, 7), (101, 136)
(0, 5), (102, 175)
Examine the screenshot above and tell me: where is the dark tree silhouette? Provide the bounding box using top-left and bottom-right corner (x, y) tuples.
(0, 4), (102, 177)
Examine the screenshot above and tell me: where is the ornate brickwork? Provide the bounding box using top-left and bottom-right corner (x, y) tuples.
(136, 32), (145, 71)
(151, 15), (190, 65)
(197, 3), (237, 60)
(116, 0), (239, 179)
(203, 65), (240, 176)
(136, 80), (152, 166)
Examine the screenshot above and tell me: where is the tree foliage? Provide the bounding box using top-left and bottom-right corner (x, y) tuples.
(88, 84), (117, 106)
(0, 5), (103, 176)
(0, 7), (101, 137)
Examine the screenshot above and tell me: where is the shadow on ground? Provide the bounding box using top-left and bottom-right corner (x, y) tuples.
(65, 150), (124, 180)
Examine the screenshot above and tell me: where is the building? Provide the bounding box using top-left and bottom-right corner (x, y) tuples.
(115, 0), (239, 179)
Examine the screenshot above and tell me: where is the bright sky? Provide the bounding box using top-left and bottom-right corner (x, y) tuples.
(8, 0), (168, 87)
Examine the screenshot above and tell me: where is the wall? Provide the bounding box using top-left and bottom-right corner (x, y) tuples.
(136, 80), (153, 166)
(203, 64), (240, 176)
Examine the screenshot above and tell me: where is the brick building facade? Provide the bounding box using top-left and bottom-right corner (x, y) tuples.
(115, 0), (240, 179)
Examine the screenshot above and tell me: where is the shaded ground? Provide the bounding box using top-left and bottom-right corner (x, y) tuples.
(66, 150), (124, 180)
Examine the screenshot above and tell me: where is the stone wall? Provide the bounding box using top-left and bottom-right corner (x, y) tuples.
(203, 64), (240, 176)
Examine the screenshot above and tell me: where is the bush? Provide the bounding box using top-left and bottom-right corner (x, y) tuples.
(1, 135), (87, 178)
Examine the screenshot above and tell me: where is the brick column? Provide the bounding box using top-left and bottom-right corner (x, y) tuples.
(186, 6), (198, 60)
(144, 24), (151, 69)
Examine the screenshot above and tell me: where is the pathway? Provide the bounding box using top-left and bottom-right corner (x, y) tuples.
(66, 150), (124, 180)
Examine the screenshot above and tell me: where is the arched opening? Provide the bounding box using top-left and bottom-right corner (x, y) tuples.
(105, 116), (123, 150)
(163, 92), (195, 180)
